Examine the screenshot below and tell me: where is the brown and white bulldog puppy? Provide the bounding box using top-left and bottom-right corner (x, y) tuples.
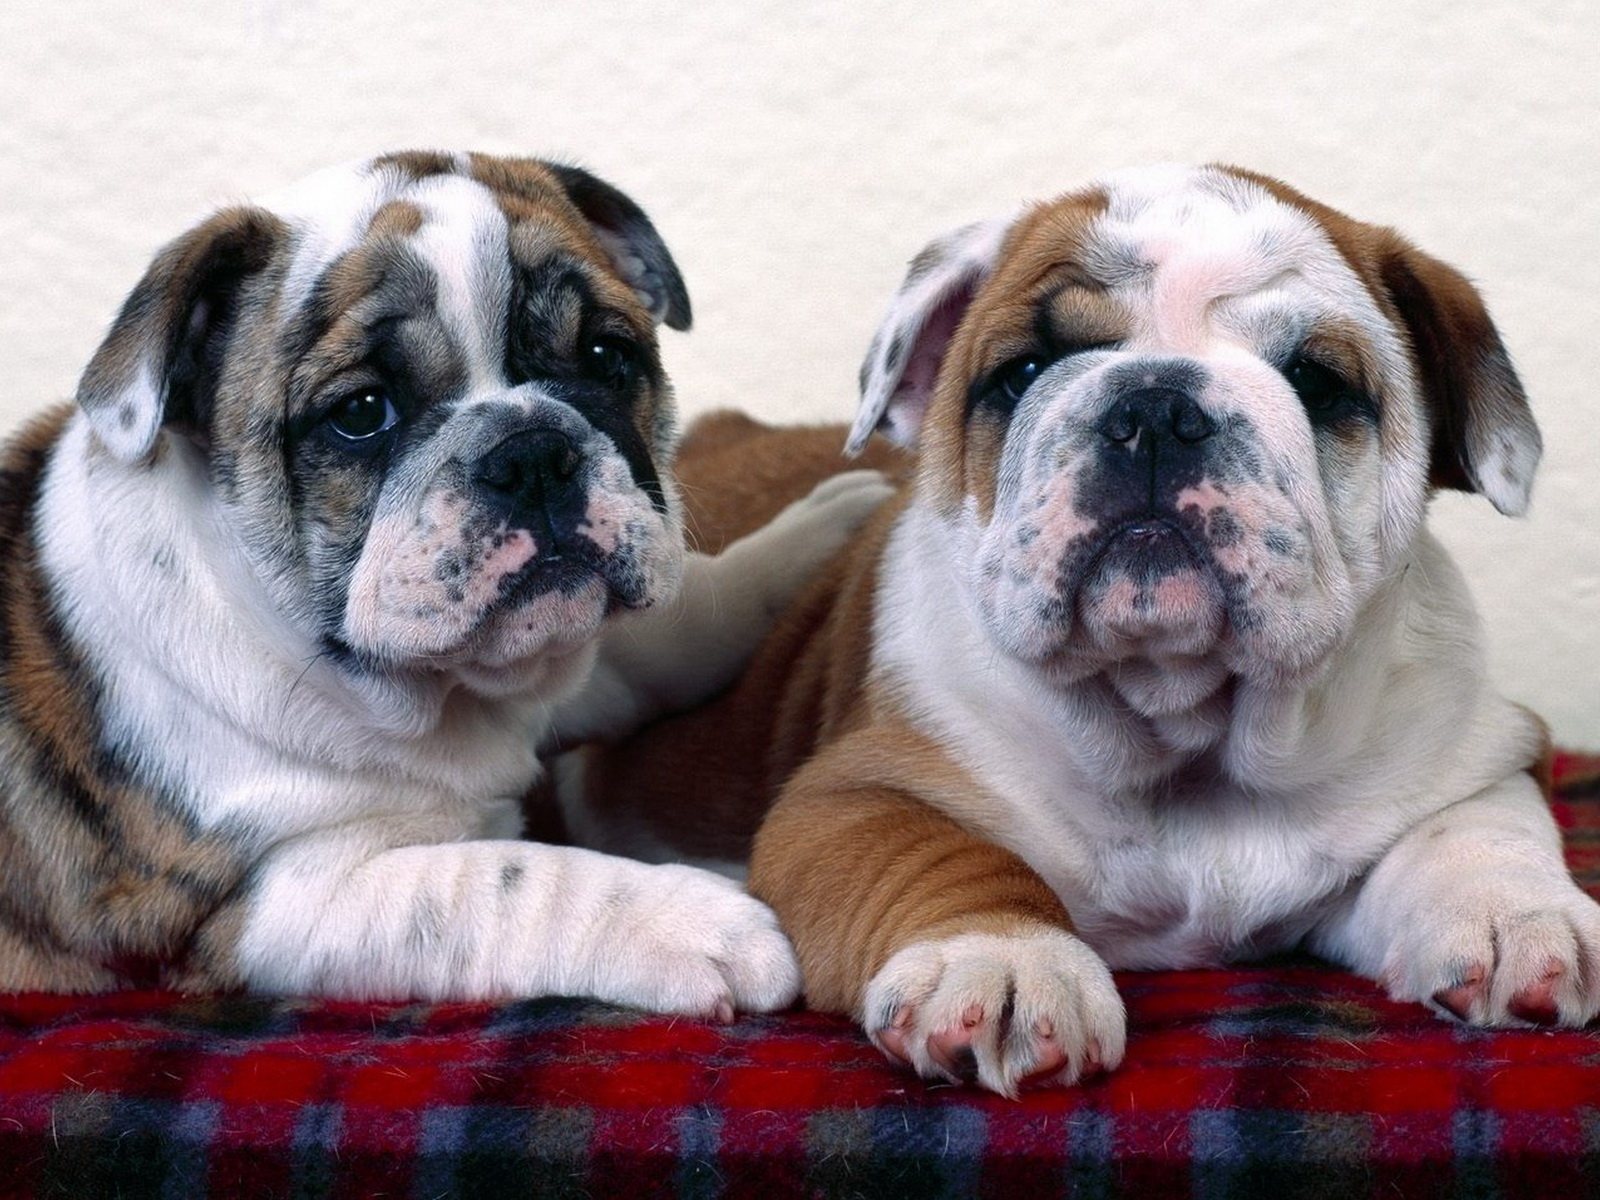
(0, 151), (888, 1013)
(567, 164), (1597, 1095)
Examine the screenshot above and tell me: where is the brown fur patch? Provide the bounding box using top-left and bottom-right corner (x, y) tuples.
(915, 190), (1112, 521)
(575, 414), (1073, 1015)
(367, 200), (425, 240)
(1213, 166), (1532, 500)
(674, 412), (912, 554)
(372, 150), (460, 182)
(749, 717), (1074, 1014)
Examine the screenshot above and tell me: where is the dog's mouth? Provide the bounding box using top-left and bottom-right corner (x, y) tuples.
(333, 512), (658, 674)
(1070, 510), (1216, 589)
(1063, 512), (1232, 648)
(492, 539), (648, 614)
(1088, 517), (1205, 576)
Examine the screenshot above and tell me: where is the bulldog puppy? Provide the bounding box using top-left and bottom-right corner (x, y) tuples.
(569, 165), (1597, 1094)
(0, 151), (888, 1016)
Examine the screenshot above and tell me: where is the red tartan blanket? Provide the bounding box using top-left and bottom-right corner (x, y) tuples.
(0, 755), (1596, 1200)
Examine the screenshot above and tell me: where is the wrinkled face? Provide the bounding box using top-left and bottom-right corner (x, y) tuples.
(81, 152), (693, 695)
(856, 166), (1538, 690)
(950, 168), (1425, 684)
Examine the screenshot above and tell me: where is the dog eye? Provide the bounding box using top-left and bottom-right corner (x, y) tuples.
(325, 388), (400, 444)
(987, 343), (1118, 412)
(581, 336), (641, 389)
(995, 355), (1050, 404)
(1285, 357), (1366, 425)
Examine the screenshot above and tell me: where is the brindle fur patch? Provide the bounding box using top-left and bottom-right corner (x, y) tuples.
(0, 151), (693, 992)
(0, 409), (249, 990)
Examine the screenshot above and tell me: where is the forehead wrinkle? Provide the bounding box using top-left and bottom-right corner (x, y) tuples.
(262, 158), (422, 323)
(1040, 285), (1130, 349)
(406, 175), (513, 393)
(1097, 175), (1381, 359)
(283, 241), (440, 403)
(520, 258), (589, 346)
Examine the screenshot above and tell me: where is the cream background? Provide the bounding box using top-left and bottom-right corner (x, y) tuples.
(1, 0), (1596, 745)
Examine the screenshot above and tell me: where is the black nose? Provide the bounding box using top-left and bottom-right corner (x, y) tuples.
(472, 429), (584, 530)
(1097, 388), (1218, 446)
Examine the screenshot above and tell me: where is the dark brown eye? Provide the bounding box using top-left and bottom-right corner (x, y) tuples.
(326, 389), (399, 444)
(982, 342), (1119, 416)
(1285, 357), (1367, 426)
(996, 355), (1048, 404)
(582, 336), (640, 388)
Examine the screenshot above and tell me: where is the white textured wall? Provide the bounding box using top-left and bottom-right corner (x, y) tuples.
(2, 0), (1596, 745)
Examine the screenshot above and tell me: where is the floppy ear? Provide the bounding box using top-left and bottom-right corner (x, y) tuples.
(546, 164), (692, 332)
(76, 207), (286, 463)
(1380, 241), (1542, 516)
(847, 214), (1016, 455)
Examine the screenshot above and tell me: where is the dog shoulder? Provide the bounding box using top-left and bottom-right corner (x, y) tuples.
(0, 408), (260, 989)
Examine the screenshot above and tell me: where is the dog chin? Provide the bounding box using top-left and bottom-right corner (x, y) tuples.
(337, 572), (611, 678)
(1077, 540), (1229, 657)
(451, 628), (603, 700)
(1056, 521), (1227, 657)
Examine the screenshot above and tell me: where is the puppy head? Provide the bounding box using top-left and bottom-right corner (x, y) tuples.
(75, 151), (692, 695)
(855, 165), (1540, 689)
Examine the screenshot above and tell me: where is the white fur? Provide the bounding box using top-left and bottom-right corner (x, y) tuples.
(37, 408), (827, 1012)
(33, 156), (896, 1013)
(863, 928), (1125, 1098)
(850, 166), (1586, 1065)
(240, 832), (798, 1011)
(876, 509), (1545, 970)
(1310, 772), (1600, 1025)
(849, 211), (1022, 453)
(407, 174), (515, 389)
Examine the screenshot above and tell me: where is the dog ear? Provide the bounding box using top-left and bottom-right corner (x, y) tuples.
(1380, 241), (1542, 516)
(77, 207), (286, 463)
(848, 214), (1017, 455)
(546, 164), (692, 332)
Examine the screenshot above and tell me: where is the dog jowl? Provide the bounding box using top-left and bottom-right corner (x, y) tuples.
(568, 164), (1588, 1096)
(0, 151), (849, 1013)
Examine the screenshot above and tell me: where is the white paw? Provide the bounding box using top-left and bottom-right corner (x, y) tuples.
(582, 862), (801, 1020)
(1380, 878), (1600, 1027)
(725, 469), (894, 611)
(862, 928), (1126, 1097)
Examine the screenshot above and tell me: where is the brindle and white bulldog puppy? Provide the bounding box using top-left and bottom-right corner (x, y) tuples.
(0, 151), (887, 1015)
(568, 164), (1596, 1094)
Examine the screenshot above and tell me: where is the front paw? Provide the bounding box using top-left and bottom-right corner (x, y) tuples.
(728, 469), (894, 609)
(862, 928), (1126, 1097)
(1380, 883), (1600, 1027)
(584, 862), (801, 1021)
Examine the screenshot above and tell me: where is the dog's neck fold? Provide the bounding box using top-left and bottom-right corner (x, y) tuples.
(876, 501), (1457, 800)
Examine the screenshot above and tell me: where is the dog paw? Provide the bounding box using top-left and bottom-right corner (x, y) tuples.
(1381, 885), (1600, 1027)
(582, 862), (801, 1020)
(794, 466), (899, 513)
(862, 929), (1125, 1097)
(729, 469), (895, 610)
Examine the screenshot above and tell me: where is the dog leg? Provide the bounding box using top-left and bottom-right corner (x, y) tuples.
(1310, 773), (1600, 1026)
(228, 830), (800, 1016)
(549, 469), (893, 745)
(749, 727), (1126, 1096)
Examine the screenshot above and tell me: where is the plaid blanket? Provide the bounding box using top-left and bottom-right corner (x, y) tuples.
(1, 755), (1596, 1200)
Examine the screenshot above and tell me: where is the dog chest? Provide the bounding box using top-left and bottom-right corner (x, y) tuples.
(1051, 799), (1354, 969)
(891, 666), (1361, 969)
